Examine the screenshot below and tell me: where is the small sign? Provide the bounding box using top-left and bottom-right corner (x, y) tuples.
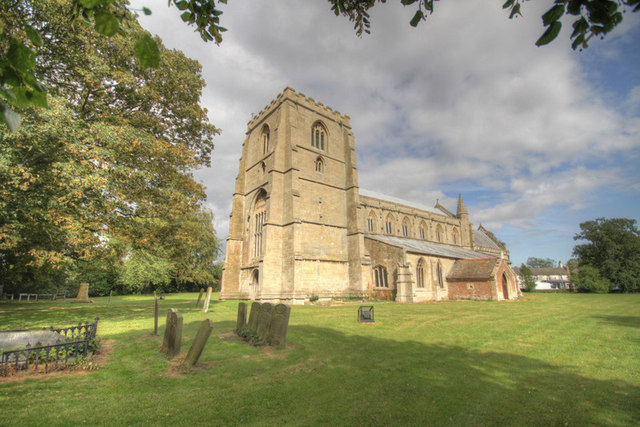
(358, 306), (375, 323)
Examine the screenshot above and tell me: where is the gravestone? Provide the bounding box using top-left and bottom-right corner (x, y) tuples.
(182, 319), (213, 369)
(267, 304), (291, 347)
(75, 283), (92, 303)
(256, 303), (274, 340)
(236, 302), (247, 330)
(195, 288), (204, 307)
(202, 286), (213, 313)
(162, 309), (183, 358)
(248, 302), (262, 331)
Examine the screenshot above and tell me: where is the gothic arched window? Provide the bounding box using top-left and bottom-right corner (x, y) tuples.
(367, 211), (376, 233)
(311, 122), (327, 151)
(385, 214), (395, 235)
(402, 217), (410, 237)
(416, 258), (426, 288)
(315, 156), (324, 173)
(253, 191), (267, 257)
(452, 228), (459, 245)
(374, 266), (388, 288)
(436, 262), (444, 288)
(436, 224), (443, 243)
(261, 125), (270, 154)
(419, 221), (427, 240)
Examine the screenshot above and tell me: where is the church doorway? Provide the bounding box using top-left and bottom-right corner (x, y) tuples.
(250, 269), (259, 299)
(501, 272), (509, 300)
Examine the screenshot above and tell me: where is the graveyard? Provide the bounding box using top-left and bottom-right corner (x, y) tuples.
(0, 292), (638, 426)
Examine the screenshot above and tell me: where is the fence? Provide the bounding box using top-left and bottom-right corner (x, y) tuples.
(1, 317), (99, 376)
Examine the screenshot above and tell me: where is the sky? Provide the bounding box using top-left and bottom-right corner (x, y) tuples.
(130, 0), (640, 267)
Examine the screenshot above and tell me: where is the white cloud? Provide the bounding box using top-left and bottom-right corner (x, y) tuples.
(130, 0), (640, 263)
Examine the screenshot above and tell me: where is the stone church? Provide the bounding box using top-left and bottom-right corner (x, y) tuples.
(220, 88), (518, 304)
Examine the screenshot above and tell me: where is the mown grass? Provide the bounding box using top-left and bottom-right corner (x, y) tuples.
(0, 293), (638, 426)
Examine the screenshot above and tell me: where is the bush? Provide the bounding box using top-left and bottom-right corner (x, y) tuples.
(572, 265), (612, 293)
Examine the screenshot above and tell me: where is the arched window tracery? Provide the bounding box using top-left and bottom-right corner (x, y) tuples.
(311, 122), (327, 151)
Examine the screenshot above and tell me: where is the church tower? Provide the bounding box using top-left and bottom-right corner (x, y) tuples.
(220, 88), (367, 304)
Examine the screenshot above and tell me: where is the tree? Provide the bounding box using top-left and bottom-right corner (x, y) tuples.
(330, 0), (639, 49)
(526, 257), (556, 268)
(573, 218), (640, 292)
(571, 264), (612, 293)
(0, 0), (228, 130)
(520, 264), (537, 292)
(0, 1), (219, 293)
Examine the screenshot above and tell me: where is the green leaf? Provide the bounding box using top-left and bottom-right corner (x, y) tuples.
(502, 0), (515, 9)
(176, 1), (189, 10)
(25, 26), (43, 47)
(78, 0), (102, 7)
(536, 21), (562, 46)
(571, 17), (588, 38)
(509, 3), (521, 19)
(571, 34), (585, 50)
(94, 8), (120, 36)
(401, 0), (418, 5)
(409, 10), (424, 27)
(143, 7), (152, 16)
(27, 89), (48, 109)
(181, 11), (192, 22)
(7, 41), (36, 70)
(542, 5), (565, 26)
(134, 34), (160, 69)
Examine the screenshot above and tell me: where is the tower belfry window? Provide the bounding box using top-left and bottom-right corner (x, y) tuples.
(311, 122), (326, 151)
(261, 125), (270, 154)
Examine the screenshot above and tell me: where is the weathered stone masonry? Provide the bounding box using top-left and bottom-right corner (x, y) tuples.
(220, 88), (518, 304)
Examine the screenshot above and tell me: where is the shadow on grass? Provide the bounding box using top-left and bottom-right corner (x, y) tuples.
(593, 315), (640, 329)
(204, 324), (639, 426)
(1, 303), (638, 426)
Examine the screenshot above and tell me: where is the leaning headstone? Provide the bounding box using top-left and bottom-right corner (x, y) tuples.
(248, 302), (262, 331)
(236, 302), (247, 330)
(75, 283), (92, 303)
(195, 288), (204, 307)
(256, 303), (274, 340)
(162, 309), (183, 358)
(182, 319), (214, 369)
(202, 286), (213, 313)
(267, 304), (291, 347)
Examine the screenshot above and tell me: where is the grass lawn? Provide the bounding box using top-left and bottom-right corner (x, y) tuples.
(0, 293), (638, 426)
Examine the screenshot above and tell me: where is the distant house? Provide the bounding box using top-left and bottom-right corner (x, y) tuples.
(513, 263), (572, 290)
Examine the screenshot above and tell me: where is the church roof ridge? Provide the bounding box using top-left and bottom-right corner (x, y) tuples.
(359, 188), (440, 215)
(247, 87), (350, 130)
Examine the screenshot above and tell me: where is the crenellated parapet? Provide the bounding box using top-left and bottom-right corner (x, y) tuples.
(247, 87), (351, 132)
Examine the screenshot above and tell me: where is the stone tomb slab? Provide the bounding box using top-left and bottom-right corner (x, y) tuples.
(0, 330), (68, 351)
(236, 302), (247, 330)
(182, 319), (213, 369)
(247, 302), (262, 331)
(267, 304), (291, 347)
(162, 308), (183, 358)
(256, 303), (274, 340)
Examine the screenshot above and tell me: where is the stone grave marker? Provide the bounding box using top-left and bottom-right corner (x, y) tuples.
(248, 302), (262, 331)
(236, 302), (247, 330)
(202, 286), (213, 313)
(256, 303), (274, 340)
(267, 304), (291, 347)
(162, 309), (183, 358)
(195, 288), (204, 307)
(182, 319), (213, 369)
(74, 283), (92, 303)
